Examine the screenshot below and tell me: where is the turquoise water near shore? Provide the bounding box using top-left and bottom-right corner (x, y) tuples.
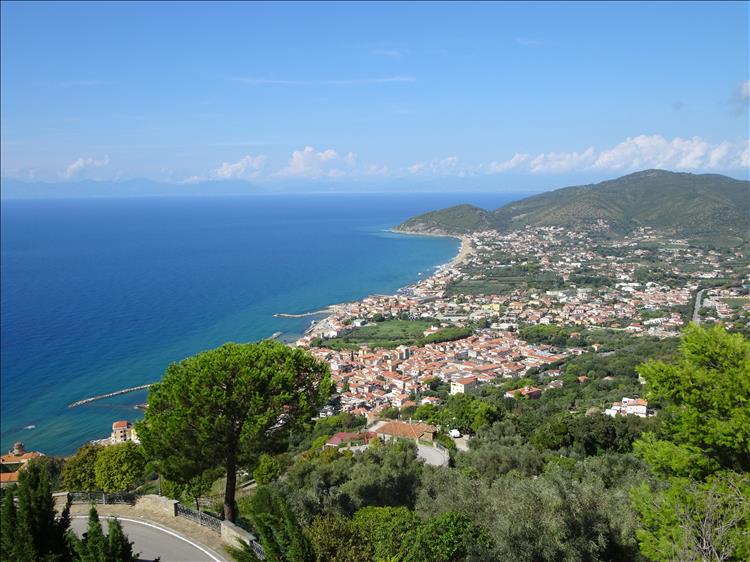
(1, 193), (521, 455)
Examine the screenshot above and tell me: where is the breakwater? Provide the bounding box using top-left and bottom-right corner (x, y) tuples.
(68, 384), (153, 409)
(273, 308), (332, 318)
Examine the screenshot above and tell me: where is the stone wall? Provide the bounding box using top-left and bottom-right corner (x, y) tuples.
(221, 519), (257, 549)
(136, 494), (179, 517)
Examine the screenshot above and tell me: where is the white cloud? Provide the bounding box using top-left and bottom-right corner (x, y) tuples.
(62, 155), (110, 178)
(592, 135), (740, 171)
(731, 80), (750, 114)
(530, 148), (596, 173)
(278, 146), (350, 178)
(408, 156), (460, 176)
(486, 153), (530, 173)
(483, 135), (748, 175)
(211, 154), (267, 180)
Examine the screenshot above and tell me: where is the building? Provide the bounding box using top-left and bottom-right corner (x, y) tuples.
(111, 420), (139, 444)
(325, 431), (377, 448)
(450, 376), (478, 395)
(376, 421), (437, 442)
(504, 385), (542, 399)
(0, 442), (44, 488)
(605, 397), (652, 418)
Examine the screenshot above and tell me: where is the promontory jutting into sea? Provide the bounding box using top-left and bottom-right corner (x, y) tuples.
(1, 2), (748, 561)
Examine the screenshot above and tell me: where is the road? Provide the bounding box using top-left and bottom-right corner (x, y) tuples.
(347, 440), (449, 466)
(692, 288), (705, 324)
(416, 443), (450, 466)
(70, 516), (227, 562)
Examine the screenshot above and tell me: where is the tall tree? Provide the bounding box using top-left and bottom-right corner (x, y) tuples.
(105, 518), (137, 562)
(0, 461), (73, 562)
(138, 341), (331, 522)
(93, 442), (146, 493)
(62, 444), (102, 492)
(635, 323), (750, 476)
(632, 324), (750, 560)
(71, 507), (138, 562)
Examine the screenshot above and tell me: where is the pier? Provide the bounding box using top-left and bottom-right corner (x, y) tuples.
(68, 384), (153, 409)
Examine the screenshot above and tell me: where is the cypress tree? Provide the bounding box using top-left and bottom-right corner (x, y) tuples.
(13, 461), (72, 561)
(106, 518), (137, 562)
(1, 488), (21, 561)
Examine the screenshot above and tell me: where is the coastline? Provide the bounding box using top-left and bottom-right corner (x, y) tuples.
(292, 228), (471, 343)
(388, 228), (474, 269)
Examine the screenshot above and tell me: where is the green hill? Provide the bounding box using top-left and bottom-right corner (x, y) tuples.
(397, 170), (750, 239)
(395, 204), (495, 234)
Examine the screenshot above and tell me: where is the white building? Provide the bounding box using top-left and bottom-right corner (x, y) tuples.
(604, 397), (651, 418)
(450, 376), (478, 395)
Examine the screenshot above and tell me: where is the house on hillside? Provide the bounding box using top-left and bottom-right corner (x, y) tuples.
(450, 375), (478, 395)
(376, 421), (437, 442)
(0, 442), (44, 488)
(325, 431), (377, 448)
(111, 420), (139, 444)
(605, 397), (653, 418)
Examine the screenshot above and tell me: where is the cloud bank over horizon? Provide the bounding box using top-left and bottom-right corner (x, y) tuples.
(3, 134), (747, 185)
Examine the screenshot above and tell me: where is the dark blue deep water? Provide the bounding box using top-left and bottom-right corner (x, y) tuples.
(1, 193), (521, 455)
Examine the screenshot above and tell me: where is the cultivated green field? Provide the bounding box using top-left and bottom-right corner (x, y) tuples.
(312, 319), (472, 350)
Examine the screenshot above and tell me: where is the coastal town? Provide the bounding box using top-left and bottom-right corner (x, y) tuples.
(293, 224), (749, 422)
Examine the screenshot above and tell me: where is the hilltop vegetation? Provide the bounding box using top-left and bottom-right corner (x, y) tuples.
(397, 170), (750, 241)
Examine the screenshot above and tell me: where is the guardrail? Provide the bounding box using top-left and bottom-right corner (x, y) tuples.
(175, 502), (222, 533)
(68, 492), (138, 505)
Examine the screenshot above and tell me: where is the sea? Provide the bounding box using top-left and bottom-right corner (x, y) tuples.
(1, 192), (523, 455)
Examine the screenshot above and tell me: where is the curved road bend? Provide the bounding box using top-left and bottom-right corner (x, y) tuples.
(70, 516), (229, 562)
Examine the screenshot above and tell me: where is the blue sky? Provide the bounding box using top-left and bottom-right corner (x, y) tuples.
(1, 1), (748, 189)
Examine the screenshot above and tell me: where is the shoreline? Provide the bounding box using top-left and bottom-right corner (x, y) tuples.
(19, 225), (466, 456)
(294, 228), (471, 343)
(388, 227), (474, 269)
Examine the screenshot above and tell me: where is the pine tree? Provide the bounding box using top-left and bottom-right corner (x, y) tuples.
(12, 461), (72, 561)
(74, 507), (108, 562)
(70, 507), (138, 562)
(1, 488), (22, 561)
(106, 518), (137, 562)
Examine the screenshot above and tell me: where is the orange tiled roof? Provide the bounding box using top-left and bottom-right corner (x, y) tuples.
(0, 472), (20, 484)
(0, 451), (43, 464)
(377, 421), (437, 439)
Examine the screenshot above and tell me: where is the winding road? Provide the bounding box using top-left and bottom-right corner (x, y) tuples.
(70, 516), (227, 562)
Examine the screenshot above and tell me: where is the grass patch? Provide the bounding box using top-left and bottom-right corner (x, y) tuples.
(313, 320), (473, 350)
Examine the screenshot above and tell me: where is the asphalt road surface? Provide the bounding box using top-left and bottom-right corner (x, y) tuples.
(70, 516), (227, 562)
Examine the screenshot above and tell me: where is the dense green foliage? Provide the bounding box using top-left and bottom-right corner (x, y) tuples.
(313, 319), (473, 350)
(278, 440), (424, 526)
(397, 204), (495, 234)
(138, 340), (332, 522)
(630, 324), (750, 561)
(635, 323), (749, 476)
(62, 444), (102, 492)
(398, 170), (750, 240)
(0, 462), (72, 562)
(94, 442), (145, 493)
(230, 487), (312, 562)
(301, 507), (491, 562)
(1, 461), (138, 562)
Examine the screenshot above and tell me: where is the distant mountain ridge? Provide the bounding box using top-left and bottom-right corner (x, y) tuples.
(396, 170), (750, 239)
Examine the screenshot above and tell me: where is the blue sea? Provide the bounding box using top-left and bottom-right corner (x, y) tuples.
(1, 192), (521, 455)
